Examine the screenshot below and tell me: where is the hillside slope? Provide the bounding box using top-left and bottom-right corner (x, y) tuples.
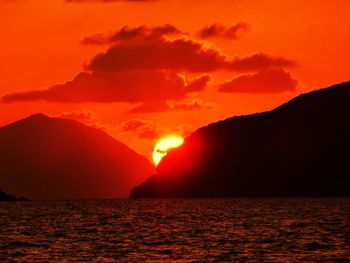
(131, 82), (350, 198)
(0, 114), (155, 199)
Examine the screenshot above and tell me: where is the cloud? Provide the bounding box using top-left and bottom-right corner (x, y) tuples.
(121, 118), (160, 139)
(218, 67), (297, 93)
(130, 98), (215, 113)
(83, 24), (294, 73)
(87, 34), (295, 73)
(2, 70), (187, 103)
(1, 22), (296, 104)
(120, 118), (197, 140)
(2, 69), (213, 104)
(171, 99), (216, 111)
(185, 75), (211, 93)
(198, 23), (250, 40)
(60, 109), (95, 121)
(228, 53), (295, 72)
(129, 101), (170, 113)
(82, 24), (181, 45)
(87, 37), (227, 72)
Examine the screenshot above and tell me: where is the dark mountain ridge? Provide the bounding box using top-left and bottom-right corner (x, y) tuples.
(0, 188), (24, 201)
(0, 114), (155, 199)
(131, 81), (350, 198)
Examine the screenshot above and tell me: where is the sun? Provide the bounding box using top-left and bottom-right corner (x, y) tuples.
(153, 135), (184, 165)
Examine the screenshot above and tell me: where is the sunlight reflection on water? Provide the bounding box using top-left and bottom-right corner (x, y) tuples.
(0, 198), (349, 262)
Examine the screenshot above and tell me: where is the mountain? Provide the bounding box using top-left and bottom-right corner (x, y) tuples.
(0, 114), (155, 199)
(131, 81), (350, 198)
(0, 188), (20, 201)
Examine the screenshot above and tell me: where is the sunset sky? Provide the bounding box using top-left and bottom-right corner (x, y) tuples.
(1, 0), (349, 161)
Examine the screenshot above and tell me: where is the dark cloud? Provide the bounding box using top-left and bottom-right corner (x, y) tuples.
(198, 23), (250, 40)
(130, 98), (215, 113)
(185, 75), (211, 93)
(129, 101), (170, 113)
(120, 118), (196, 140)
(171, 99), (216, 111)
(228, 53), (295, 72)
(218, 67), (297, 93)
(60, 109), (95, 121)
(82, 24), (181, 45)
(87, 38), (227, 72)
(121, 118), (160, 139)
(2, 68), (213, 104)
(87, 36), (295, 73)
(1, 21), (296, 104)
(83, 24), (294, 73)
(1, 70), (186, 103)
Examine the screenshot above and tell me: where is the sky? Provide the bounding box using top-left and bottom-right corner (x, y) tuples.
(0, 0), (349, 161)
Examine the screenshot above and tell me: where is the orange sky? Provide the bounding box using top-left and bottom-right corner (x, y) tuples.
(0, 0), (349, 161)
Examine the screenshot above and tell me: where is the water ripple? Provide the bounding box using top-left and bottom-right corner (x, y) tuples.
(0, 198), (349, 262)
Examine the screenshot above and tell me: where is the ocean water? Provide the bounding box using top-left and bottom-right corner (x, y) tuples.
(0, 199), (349, 262)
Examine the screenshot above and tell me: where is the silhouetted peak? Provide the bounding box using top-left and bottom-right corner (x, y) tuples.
(2, 113), (85, 131)
(0, 112), (156, 199)
(28, 113), (50, 119)
(131, 81), (350, 198)
(1, 113), (61, 130)
(273, 81), (350, 113)
(0, 188), (19, 201)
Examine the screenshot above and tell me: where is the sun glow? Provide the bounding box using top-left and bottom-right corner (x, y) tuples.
(153, 136), (184, 165)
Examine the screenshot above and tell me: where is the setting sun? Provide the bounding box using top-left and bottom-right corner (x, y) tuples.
(153, 136), (184, 165)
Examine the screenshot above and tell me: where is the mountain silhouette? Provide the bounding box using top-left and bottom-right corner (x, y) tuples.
(0, 188), (21, 201)
(131, 81), (350, 198)
(0, 114), (155, 199)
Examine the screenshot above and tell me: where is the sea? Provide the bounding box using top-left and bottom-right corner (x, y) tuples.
(0, 198), (349, 262)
